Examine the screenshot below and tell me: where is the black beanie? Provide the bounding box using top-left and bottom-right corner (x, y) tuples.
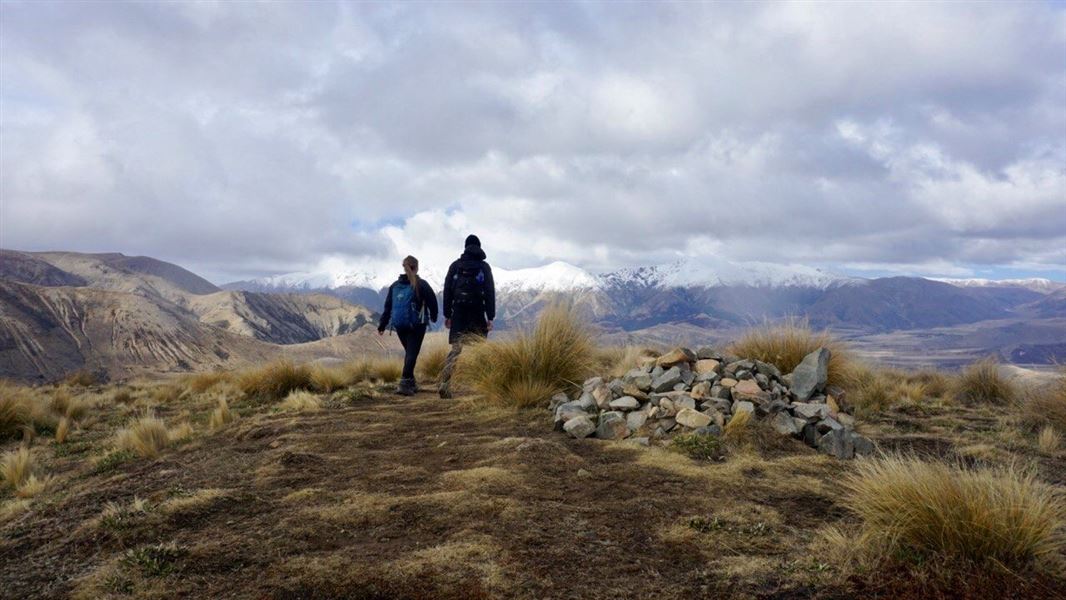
(465, 234), (481, 248)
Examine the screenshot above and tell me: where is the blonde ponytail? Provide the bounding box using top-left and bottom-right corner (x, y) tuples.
(402, 256), (420, 300)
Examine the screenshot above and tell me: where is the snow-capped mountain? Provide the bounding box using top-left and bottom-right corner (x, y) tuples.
(934, 278), (1066, 294)
(223, 257), (1064, 332)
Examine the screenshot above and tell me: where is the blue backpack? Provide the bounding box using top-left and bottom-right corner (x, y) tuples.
(389, 282), (426, 329)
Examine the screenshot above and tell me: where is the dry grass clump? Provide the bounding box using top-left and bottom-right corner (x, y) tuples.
(595, 346), (654, 379)
(1, 448), (50, 498)
(238, 360), (312, 402)
(838, 455), (1064, 575)
(279, 390), (322, 412)
(62, 369), (100, 387)
(456, 304), (596, 409)
(728, 320), (856, 387)
(308, 364), (350, 393)
(208, 398), (236, 430)
(362, 357), (402, 383)
(417, 343), (451, 383)
(953, 357), (1016, 406)
(114, 413), (192, 459)
(55, 417), (71, 444)
(183, 371), (232, 394)
(0, 383), (29, 440)
(49, 388), (89, 421)
(723, 410), (753, 442)
(1037, 426), (1061, 454)
(1019, 373), (1066, 434)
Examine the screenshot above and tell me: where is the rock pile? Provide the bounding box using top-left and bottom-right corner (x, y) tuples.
(550, 347), (874, 459)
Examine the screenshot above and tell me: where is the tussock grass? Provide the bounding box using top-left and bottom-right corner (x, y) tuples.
(1038, 426), (1061, 454)
(0, 384), (29, 440)
(1020, 372), (1066, 433)
(238, 361), (312, 402)
(279, 390), (322, 412)
(1, 447), (34, 490)
(55, 417), (71, 444)
(62, 370), (99, 387)
(308, 364), (349, 393)
(595, 346), (654, 379)
(50, 388), (89, 421)
(1, 448), (50, 498)
(183, 371), (232, 394)
(723, 410), (753, 442)
(114, 413), (191, 459)
(728, 320), (856, 387)
(416, 343), (450, 383)
(363, 357), (402, 383)
(208, 398), (236, 430)
(456, 304), (595, 409)
(839, 456), (1065, 574)
(953, 357), (1016, 405)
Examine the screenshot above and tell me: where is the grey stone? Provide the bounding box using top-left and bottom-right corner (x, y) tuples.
(673, 395), (696, 411)
(696, 347), (720, 360)
(608, 378), (626, 398)
(765, 399), (791, 414)
(676, 407), (713, 429)
(659, 398), (677, 417)
(817, 429), (854, 459)
(624, 436), (650, 447)
(681, 370), (696, 386)
(711, 385), (731, 400)
(693, 424), (723, 437)
(656, 347), (696, 368)
(609, 396), (641, 411)
(755, 373), (770, 388)
(790, 348), (830, 401)
(771, 411), (801, 436)
(734, 401), (755, 415)
(575, 392), (597, 411)
(690, 381), (713, 400)
(701, 408), (726, 427)
(792, 402), (830, 421)
(816, 417), (844, 434)
(672, 383), (688, 392)
(658, 417), (677, 432)
(651, 366), (683, 393)
(548, 392), (570, 412)
(850, 432), (875, 456)
(651, 365), (664, 379)
(627, 409), (649, 431)
(623, 369), (653, 392)
(554, 400), (595, 430)
(591, 384), (613, 410)
(709, 398), (732, 413)
(802, 423), (819, 446)
(735, 369), (753, 380)
(595, 411), (629, 440)
(810, 394), (827, 404)
(583, 377), (604, 392)
(754, 360), (782, 379)
(563, 415), (596, 439)
(695, 371), (719, 383)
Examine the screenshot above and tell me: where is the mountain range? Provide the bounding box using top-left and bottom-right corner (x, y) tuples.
(2, 249), (1063, 382)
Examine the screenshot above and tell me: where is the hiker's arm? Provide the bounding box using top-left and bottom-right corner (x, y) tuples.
(423, 280), (439, 323)
(442, 263), (455, 319)
(483, 263), (496, 322)
(378, 284), (393, 332)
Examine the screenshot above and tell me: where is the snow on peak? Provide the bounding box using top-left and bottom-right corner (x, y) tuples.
(933, 278), (1066, 293)
(494, 261), (601, 293)
(603, 258), (848, 289)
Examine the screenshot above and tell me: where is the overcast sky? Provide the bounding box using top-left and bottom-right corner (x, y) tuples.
(2, 1), (1064, 283)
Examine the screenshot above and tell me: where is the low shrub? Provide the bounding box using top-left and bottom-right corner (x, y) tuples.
(953, 357), (1016, 405)
(671, 434), (723, 460)
(456, 304), (596, 408)
(728, 319), (857, 387)
(1020, 373), (1066, 433)
(840, 456), (1064, 574)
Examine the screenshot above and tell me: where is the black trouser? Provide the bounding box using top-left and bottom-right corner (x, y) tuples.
(395, 324), (427, 381)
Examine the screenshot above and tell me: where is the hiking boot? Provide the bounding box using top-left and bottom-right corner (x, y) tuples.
(396, 378), (416, 396)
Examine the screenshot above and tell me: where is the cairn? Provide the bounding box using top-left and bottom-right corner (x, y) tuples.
(550, 347), (874, 459)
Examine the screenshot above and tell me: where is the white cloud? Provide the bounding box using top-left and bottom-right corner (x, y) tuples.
(1, 1), (1063, 283)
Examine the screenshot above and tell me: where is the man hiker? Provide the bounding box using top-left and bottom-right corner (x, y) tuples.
(438, 234), (495, 399)
(378, 255), (438, 396)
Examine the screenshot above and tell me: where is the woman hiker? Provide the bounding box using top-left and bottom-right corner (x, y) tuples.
(377, 256), (439, 396)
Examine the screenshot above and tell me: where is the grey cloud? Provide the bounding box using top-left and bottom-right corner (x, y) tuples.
(1, 1), (1064, 282)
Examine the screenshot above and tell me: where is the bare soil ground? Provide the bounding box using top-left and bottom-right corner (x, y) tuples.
(2, 387), (1064, 599)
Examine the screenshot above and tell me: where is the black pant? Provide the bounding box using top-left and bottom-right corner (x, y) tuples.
(395, 325), (427, 381)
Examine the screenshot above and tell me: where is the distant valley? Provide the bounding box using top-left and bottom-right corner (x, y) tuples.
(2, 249), (1063, 382)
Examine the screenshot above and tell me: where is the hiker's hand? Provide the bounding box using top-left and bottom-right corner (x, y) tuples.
(487, 320), (494, 332)
(445, 318), (452, 329)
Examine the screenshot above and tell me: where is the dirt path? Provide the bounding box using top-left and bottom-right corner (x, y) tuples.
(2, 390), (1056, 599)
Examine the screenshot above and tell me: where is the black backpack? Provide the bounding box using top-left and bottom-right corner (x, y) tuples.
(452, 264), (486, 308)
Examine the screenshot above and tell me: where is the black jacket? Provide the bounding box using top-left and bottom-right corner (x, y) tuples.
(378, 275), (439, 331)
(442, 245), (495, 321)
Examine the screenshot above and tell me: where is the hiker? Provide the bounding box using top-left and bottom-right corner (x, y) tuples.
(439, 234), (495, 399)
(378, 255), (439, 396)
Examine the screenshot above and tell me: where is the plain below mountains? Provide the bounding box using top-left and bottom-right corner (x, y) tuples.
(0, 250), (379, 382)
